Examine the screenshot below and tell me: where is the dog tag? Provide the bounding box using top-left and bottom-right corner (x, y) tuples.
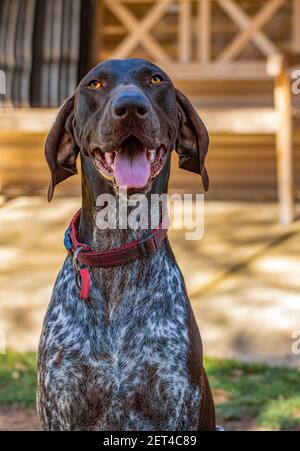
(79, 268), (91, 301)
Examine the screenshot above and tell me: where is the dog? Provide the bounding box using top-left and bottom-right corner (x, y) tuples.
(37, 58), (215, 431)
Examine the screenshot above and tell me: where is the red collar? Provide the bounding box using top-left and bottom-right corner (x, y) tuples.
(64, 209), (168, 300)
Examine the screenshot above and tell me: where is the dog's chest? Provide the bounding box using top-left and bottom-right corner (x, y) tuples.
(38, 255), (200, 430)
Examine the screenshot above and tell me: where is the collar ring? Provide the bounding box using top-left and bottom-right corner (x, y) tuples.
(72, 246), (84, 273)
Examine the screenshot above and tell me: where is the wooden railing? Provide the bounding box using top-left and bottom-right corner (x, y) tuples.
(96, 0), (300, 224)
(99, 0), (300, 80)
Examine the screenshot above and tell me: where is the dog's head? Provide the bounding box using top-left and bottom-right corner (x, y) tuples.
(45, 58), (209, 200)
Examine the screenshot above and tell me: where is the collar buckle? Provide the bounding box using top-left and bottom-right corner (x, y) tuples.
(137, 234), (157, 258)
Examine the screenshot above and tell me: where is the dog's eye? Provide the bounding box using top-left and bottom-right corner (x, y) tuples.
(88, 80), (103, 89)
(150, 75), (163, 85)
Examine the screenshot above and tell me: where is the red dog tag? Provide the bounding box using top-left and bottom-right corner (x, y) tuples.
(79, 268), (91, 301)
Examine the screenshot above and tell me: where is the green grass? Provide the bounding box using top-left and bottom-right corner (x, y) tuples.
(0, 351), (36, 406)
(205, 358), (300, 430)
(0, 351), (300, 430)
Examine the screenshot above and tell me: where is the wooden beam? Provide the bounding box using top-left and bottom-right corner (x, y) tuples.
(178, 0), (192, 63)
(198, 0), (211, 62)
(0, 109), (57, 133)
(105, 0), (171, 62)
(217, 0), (284, 61)
(293, 0), (300, 53)
(0, 105), (279, 135)
(105, 0), (172, 61)
(160, 61), (270, 80)
(200, 108), (279, 134)
(274, 69), (294, 224)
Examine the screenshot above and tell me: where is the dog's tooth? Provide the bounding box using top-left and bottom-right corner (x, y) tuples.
(105, 152), (114, 165)
(149, 149), (156, 162)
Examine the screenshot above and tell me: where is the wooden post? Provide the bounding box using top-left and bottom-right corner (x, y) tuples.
(178, 0), (192, 63)
(198, 0), (211, 62)
(292, 0), (300, 53)
(274, 67), (294, 224)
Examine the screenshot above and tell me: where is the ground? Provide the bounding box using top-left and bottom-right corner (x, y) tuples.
(1, 196), (300, 430)
(0, 407), (41, 431)
(1, 196), (300, 366)
(1, 351), (300, 431)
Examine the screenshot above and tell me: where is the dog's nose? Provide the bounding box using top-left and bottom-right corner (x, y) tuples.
(112, 92), (150, 119)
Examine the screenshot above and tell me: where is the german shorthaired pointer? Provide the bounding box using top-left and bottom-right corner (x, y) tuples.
(38, 58), (216, 431)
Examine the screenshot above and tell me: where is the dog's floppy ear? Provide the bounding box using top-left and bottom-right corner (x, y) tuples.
(45, 95), (79, 201)
(175, 89), (209, 191)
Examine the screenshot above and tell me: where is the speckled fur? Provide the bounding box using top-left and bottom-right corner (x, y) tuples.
(38, 197), (215, 431)
(38, 59), (215, 431)
(38, 232), (202, 431)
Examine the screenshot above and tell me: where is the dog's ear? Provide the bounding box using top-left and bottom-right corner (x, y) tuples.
(175, 89), (209, 191)
(45, 95), (79, 201)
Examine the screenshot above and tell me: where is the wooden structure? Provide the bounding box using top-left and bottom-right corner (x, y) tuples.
(0, 0), (300, 223)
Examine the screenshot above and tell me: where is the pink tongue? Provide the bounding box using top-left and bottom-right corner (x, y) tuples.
(114, 147), (151, 188)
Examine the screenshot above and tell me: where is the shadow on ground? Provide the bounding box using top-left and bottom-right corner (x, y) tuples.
(1, 197), (300, 367)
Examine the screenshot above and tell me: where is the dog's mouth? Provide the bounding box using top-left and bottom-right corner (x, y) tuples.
(91, 136), (167, 189)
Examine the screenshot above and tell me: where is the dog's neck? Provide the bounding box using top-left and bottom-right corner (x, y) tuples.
(78, 155), (170, 252)
(77, 155), (171, 304)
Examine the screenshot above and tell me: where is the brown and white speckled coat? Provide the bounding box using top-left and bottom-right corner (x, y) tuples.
(37, 59), (215, 431)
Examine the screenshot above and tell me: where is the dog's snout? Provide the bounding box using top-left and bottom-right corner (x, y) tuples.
(112, 91), (150, 120)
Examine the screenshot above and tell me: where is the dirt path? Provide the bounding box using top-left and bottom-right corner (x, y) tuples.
(0, 406), (42, 431)
(0, 406), (264, 431)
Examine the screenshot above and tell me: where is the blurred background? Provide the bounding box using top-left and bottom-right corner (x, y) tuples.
(0, 0), (300, 431)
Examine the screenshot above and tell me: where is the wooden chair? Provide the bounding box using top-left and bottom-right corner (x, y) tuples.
(188, 52), (300, 225)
